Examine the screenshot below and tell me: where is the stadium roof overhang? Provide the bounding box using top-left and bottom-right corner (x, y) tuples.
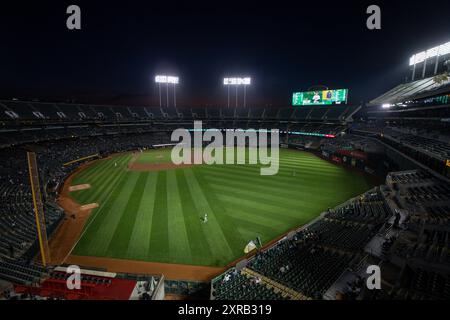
(368, 73), (450, 107)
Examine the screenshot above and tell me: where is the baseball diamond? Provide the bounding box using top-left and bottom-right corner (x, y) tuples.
(67, 148), (374, 267)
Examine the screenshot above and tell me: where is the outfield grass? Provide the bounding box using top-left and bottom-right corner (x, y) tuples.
(69, 148), (374, 267)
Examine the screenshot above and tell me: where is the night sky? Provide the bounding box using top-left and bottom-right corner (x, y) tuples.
(1, 0), (450, 107)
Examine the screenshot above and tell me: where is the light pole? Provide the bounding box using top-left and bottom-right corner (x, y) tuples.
(166, 82), (169, 107)
(158, 83), (162, 107)
(173, 83), (177, 107)
(409, 41), (450, 80)
(243, 84), (247, 108)
(155, 75), (179, 108)
(223, 77), (251, 108)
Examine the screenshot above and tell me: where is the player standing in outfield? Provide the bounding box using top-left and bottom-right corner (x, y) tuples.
(202, 213), (208, 223)
(115, 162), (117, 167)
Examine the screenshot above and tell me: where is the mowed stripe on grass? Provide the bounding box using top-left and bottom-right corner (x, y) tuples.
(71, 149), (374, 266)
(166, 170), (192, 261)
(126, 172), (158, 260)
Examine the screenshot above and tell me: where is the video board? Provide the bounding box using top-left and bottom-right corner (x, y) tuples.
(292, 89), (348, 106)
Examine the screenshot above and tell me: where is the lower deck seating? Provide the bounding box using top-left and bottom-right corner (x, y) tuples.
(214, 189), (392, 299)
(212, 269), (289, 300)
(250, 242), (354, 299)
(0, 255), (48, 285)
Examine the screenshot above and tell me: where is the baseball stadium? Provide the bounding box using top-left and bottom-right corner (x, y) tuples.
(1, 1), (450, 304)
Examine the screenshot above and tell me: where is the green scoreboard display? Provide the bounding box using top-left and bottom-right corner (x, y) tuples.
(292, 89), (348, 106)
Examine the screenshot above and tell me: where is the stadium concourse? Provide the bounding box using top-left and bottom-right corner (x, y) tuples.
(0, 94), (450, 300)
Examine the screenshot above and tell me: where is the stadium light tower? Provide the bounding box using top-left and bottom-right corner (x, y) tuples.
(409, 41), (450, 80)
(223, 77), (251, 108)
(155, 75), (179, 107)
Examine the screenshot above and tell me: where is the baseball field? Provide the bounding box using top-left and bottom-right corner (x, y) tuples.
(68, 148), (374, 267)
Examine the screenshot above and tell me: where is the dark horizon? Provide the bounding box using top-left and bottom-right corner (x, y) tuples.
(1, 0), (450, 107)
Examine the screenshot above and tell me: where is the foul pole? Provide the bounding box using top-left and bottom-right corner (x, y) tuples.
(27, 152), (50, 266)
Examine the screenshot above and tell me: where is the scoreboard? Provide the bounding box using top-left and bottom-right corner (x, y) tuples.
(292, 89), (348, 106)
